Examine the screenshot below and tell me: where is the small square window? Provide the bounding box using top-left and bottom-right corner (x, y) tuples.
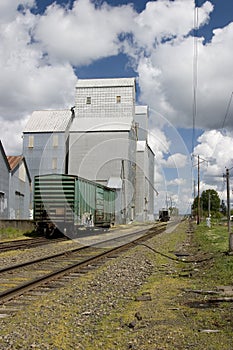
(116, 96), (121, 103)
(52, 158), (57, 170)
(86, 97), (91, 104)
(28, 135), (34, 148)
(53, 134), (58, 147)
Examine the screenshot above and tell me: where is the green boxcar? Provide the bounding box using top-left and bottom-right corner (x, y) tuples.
(34, 174), (116, 237)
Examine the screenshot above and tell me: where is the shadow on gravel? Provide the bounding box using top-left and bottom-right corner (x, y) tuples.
(184, 301), (219, 309)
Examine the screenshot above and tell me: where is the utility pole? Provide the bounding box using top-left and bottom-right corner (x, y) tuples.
(208, 191), (211, 218)
(193, 154), (207, 225)
(197, 155), (200, 225)
(226, 168), (233, 252)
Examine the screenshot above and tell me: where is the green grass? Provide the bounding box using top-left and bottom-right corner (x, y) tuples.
(193, 221), (233, 285)
(0, 227), (33, 240)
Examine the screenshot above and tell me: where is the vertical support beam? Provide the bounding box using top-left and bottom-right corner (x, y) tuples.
(208, 191), (211, 218)
(226, 168), (233, 252)
(197, 155), (200, 225)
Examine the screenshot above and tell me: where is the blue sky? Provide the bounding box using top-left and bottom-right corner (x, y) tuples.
(0, 0), (233, 213)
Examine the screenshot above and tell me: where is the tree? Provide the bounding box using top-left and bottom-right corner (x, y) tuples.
(192, 189), (221, 216)
(220, 200), (227, 216)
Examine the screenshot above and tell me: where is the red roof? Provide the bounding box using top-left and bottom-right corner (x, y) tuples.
(7, 156), (23, 170)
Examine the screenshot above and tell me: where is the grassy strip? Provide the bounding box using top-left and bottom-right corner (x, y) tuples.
(91, 220), (233, 349)
(193, 221), (233, 286)
(0, 227), (33, 240)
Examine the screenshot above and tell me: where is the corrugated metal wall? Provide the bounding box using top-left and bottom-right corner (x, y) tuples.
(9, 163), (31, 219)
(23, 132), (67, 181)
(0, 147), (9, 219)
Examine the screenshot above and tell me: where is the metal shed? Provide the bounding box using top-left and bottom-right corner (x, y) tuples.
(7, 156), (31, 219)
(0, 141), (10, 218)
(23, 109), (73, 181)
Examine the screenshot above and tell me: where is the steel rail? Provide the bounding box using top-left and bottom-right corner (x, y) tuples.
(0, 224), (165, 274)
(0, 224), (166, 304)
(0, 237), (67, 252)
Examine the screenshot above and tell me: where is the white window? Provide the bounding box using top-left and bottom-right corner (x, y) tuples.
(53, 134), (58, 147)
(19, 163), (26, 182)
(28, 135), (34, 148)
(86, 97), (91, 104)
(52, 158), (57, 170)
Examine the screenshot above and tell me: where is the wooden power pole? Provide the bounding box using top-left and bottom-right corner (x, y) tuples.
(226, 168), (233, 252)
(197, 155), (200, 225)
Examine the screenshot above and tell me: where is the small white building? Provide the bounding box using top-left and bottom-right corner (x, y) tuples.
(0, 141), (32, 219)
(0, 141), (10, 218)
(23, 109), (74, 181)
(7, 156), (31, 219)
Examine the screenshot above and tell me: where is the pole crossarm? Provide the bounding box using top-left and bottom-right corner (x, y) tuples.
(192, 154), (208, 225)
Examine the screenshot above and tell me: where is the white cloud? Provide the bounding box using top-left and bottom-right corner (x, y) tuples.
(167, 177), (186, 186)
(35, 0), (136, 66)
(128, 1), (233, 132)
(133, 0), (212, 52)
(193, 129), (233, 202)
(162, 153), (187, 168)
(194, 130), (233, 170)
(0, 7), (77, 119)
(0, 0), (35, 24)
(0, 116), (29, 154)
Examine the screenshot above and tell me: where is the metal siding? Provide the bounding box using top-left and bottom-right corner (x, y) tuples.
(24, 110), (72, 132)
(135, 142), (155, 221)
(135, 106), (148, 142)
(76, 178), (96, 224)
(69, 132), (132, 180)
(9, 165), (31, 219)
(95, 186), (104, 223)
(69, 129), (136, 224)
(34, 174), (75, 225)
(76, 78), (135, 88)
(23, 132), (67, 181)
(0, 146), (9, 218)
(75, 82), (135, 119)
(70, 117), (132, 132)
(34, 174), (115, 228)
(148, 146), (155, 216)
(135, 150), (145, 221)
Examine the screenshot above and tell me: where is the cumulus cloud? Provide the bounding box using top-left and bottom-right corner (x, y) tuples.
(162, 153), (188, 168)
(133, 0), (212, 52)
(0, 7), (77, 120)
(193, 130), (233, 193)
(0, 0), (35, 24)
(0, 116), (29, 154)
(35, 0), (136, 66)
(167, 177), (187, 186)
(194, 130), (233, 168)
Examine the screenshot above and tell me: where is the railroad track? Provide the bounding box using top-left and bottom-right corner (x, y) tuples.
(0, 223), (166, 309)
(0, 236), (68, 252)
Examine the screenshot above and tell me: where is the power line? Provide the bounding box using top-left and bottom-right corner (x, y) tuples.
(221, 91), (233, 130)
(192, 1), (199, 154)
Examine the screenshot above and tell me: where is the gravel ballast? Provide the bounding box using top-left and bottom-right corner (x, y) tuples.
(0, 221), (233, 349)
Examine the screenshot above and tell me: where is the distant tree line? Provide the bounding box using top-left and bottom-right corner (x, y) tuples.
(192, 189), (229, 218)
